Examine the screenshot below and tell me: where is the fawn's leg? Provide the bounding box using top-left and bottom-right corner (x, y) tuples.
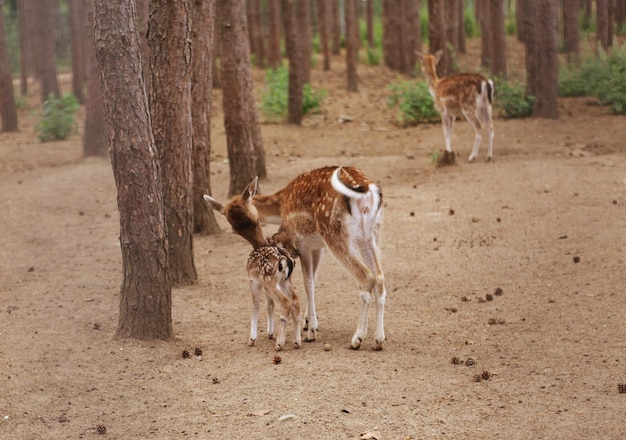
(249, 280), (262, 346)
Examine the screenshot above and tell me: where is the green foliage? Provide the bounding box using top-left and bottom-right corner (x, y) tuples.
(492, 77), (535, 118)
(464, 7), (478, 38)
(365, 46), (381, 66)
(260, 67), (326, 120)
(559, 44), (626, 114)
(505, 17), (517, 36)
(387, 80), (439, 125)
(34, 93), (79, 142)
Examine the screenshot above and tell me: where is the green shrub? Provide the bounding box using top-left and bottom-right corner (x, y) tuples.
(492, 77), (535, 118)
(34, 93), (79, 142)
(365, 46), (381, 65)
(464, 7), (478, 38)
(261, 67), (326, 120)
(387, 80), (439, 125)
(558, 44), (626, 114)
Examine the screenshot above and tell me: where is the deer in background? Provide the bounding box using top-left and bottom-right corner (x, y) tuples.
(416, 50), (495, 162)
(204, 166), (387, 350)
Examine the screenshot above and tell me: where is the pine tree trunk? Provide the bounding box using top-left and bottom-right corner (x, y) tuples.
(298, 0), (313, 84)
(191, 0), (221, 235)
(404, 0), (421, 73)
(68, 0), (86, 103)
(331, 0), (341, 55)
(478, 0), (491, 70)
(250, 0), (265, 68)
(38, 0), (60, 102)
(0, 0), (18, 132)
(490, 0), (507, 77)
(93, 0), (172, 341)
(345, 0), (358, 91)
(597, 0), (610, 49)
(458, 0), (466, 53)
(317, 0), (331, 70)
(282, 0), (303, 125)
(563, 0), (581, 64)
(83, 0), (108, 157)
(366, 0), (374, 47)
(148, 0), (197, 285)
(267, 0), (282, 68)
(524, 0), (539, 97)
(220, 0), (263, 192)
(533, 0), (559, 118)
(428, 0), (449, 76)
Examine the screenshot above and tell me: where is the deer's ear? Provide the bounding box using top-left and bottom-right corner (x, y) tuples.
(243, 176), (259, 201)
(434, 50), (444, 63)
(203, 194), (224, 213)
(415, 51), (424, 61)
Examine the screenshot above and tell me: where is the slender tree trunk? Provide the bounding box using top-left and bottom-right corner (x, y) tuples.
(282, 0), (303, 124)
(297, 0), (313, 84)
(563, 0), (581, 64)
(331, 0), (341, 55)
(191, 0), (220, 235)
(345, 0), (358, 91)
(17, 0), (33, 96)
(220, 0), (263, 193)
(428, 0), (449, 76)
(83, 0), (108, 157)
(318, 0), (331, 70)
(446, 0), (460, 55)
(38, 0), (61, 101)
(94, 0), (172, 341)
(267, 0), (282, 68)
(68, 0), (86, 103)
(404, 0), (421, 73)
(148, 0), (197, 285)
(533, 0), (559, 118)
(597, 0), (610, 49)
(0, 0), (18, 132)
(458, 0), (466, 53)
(366, 0), (374, 46)
(478, 0), (491, 69)
(490, 0), (507, 77)
(524, 0), (539, 97)
(251, 0), (266, 68)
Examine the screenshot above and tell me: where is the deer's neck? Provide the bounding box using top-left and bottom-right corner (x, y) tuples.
(252, 190), (283, 225)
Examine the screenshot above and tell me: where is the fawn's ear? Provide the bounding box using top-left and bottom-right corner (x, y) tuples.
(243, 176), (259, 202)
(203, 194), (224, 213)
(415, 51), (424, 61)
(434, 49), (444, 64)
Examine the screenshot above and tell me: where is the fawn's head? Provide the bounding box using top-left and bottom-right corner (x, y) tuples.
(416, 50), (443, 79)
(203, 177), (267, 249)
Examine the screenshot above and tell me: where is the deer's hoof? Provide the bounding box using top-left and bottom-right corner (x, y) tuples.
(373, 339), (384, 351)
(274, 344), (283, 352)
(248, 339), (256, 347)
(267, 333), (274, 340)
(350, 336), (363, 350)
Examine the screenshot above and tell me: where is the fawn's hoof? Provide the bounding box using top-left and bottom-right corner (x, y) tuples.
(248, 339), (256, 347)
(350, 336), (363, 350)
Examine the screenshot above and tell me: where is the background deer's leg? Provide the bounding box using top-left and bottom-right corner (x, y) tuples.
(358, 241), (386, 351)
(265, 292), (275, 340)
(464, 111), (483, 162)
(442, 111), (455, 153)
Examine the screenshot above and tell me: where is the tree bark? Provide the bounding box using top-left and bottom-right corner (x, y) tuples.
(282, 0), (303, 125)
(563, 0), (580, 64)
(366, 0), (374, 47)
(249, 0), (266, 68)
(298, 0), (313, 84)
(267, 0), (282, 68)
(404, 0), (421, 73)
(68, 0), (86, 103)
(0, 0), (18, 132)
(83, 0), (108, 157)
(220, 0), (264, 194)
(597, 0), (610, 49)
(524, 0), (539, 97)
(17, 0), (34, 96)
(93, 0), (172, 340)
(331, 0), (341, 55)
(533, 0), (559, 118)
(191, 0), (221, 235)
(37, 0), (61, 102)
(428, 0), (449, 76)
(317, 0), (331, 70)
(478, 0), (491, 70)
(458, 0), (466, 53)
(135, 0), (150, 94)
(490, 0), (507, 77)
(345, 0), (358, 91)
(148, 0), (197, 285)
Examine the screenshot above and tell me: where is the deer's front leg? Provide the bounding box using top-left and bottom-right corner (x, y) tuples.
(249, 280), (262, 346)
(265, 293), (275, 340)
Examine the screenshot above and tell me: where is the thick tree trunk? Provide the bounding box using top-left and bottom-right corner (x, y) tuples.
(220, 0), (263, 193)
(148, 0), (197, 285)
(93, 0), (172, 340)
(191, 0), (221, 235)
(524, 0), (539, 97)
(596, 0), (610, 49)
(0, 0), (18, 132)
(478, 0), (491, 70)
(83, 0), (108, 157)
(404, 0), (421, 73)
(135, 0), (150, 94)
(331, 0), (341, 55)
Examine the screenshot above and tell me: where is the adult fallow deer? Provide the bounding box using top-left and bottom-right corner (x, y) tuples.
(204, 166), (387, 350)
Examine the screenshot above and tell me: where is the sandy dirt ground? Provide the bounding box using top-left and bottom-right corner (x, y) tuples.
(1, 45), (626, 439)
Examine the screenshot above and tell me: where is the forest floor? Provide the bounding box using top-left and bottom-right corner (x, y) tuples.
(2, 40), (626, 439)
